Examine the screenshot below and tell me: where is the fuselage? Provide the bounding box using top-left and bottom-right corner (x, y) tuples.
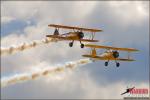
(62, 32), (84, 40)
(92, 49), (119, 59)
(100, 50), (119, 59)
(100, 52), (114, 59)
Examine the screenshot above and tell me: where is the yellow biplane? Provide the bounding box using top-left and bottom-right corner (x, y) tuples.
(82, 44), (139, 67)
(46, 24), (102, 48)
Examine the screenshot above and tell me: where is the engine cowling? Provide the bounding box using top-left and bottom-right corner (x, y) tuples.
(78, 32), (84, 39)
(112, 51), (119, 58)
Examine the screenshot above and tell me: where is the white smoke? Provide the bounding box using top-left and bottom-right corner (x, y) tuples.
(1, 59), (91, 88)
(1, 38), (59, 56)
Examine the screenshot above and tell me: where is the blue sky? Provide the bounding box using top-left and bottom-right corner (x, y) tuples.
(1, 1), (149, 99)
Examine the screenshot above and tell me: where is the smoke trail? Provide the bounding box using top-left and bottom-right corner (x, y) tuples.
(1, 38), (58, 56)
(1, 59), (91, 88)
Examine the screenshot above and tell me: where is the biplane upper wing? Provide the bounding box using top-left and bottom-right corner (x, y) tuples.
(48, 24), (102, 32)
(82, 54), (135, 61)
(46, 35), (99, 42)
(85, 44), (139, 52)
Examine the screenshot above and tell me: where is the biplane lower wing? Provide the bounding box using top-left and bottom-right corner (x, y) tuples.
(46, 35), (98, 42)
(80, 39), (99, 42)
(85, 44), (139, 52)
(82, 54), (135, 61)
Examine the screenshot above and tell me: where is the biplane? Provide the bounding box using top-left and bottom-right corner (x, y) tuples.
(82, 44), (139, 67)
(46, 24), (102, 48)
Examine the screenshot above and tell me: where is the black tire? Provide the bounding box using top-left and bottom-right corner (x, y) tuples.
(116, 62), (120, 67)
(81, 44), (84, 48)
(69, 42), (73, 47)
(105, 62), (108, 66)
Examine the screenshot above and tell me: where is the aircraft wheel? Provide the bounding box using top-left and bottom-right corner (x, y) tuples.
(105, 62), (108, 66)
(69, 42), (73, 47)
(81, 44), (84, 48)
(116, 62), (120, 67)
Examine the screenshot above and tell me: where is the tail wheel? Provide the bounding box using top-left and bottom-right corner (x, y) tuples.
(105, 62), (108, 66)
(116, 62), (120, 67)
(81, 44), (84, 48)
(69, 42), (73, 47)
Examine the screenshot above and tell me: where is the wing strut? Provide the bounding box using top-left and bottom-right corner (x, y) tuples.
(91, 32), (95, 40)
(127, 51), (131, 59)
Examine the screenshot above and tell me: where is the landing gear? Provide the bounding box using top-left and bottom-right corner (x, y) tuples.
(80, 40), (84, 48)
(69, 40), (74, 47)
(80, 43), (84, 48)
(105, 60), (109, 66)
(116, 62), (120, 67)
(115, 60), (120, 67)
(69, 42), (73, 47)
(105, 62), (108, 66)
(69, 41), (84, 48)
